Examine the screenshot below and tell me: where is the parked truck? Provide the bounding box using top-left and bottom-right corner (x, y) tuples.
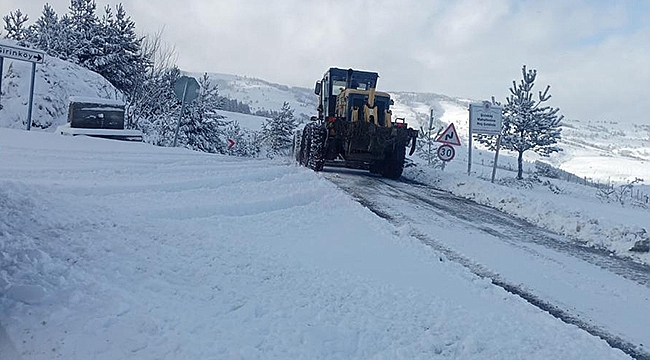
(296, 68), (418, 179)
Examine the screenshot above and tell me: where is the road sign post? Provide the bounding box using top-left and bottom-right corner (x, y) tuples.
(491, 135), (502, 183)
(0, 57), (4, 104)
(468, 101), (503, 178)
(434, 122), (460, 170)
(173, 81), (189, 148)
(172, 76), (200, 147)
(0, 43), (45, 131)
(467, 106), (473, 176)
(26, 63), (36, 130)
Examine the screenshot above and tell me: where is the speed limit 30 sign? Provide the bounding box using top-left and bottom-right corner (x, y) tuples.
(437, 144), (455, 161)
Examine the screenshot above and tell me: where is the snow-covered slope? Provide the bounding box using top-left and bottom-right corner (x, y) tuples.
(551, 119), (650, 182)
(0, 40), (120, 131)
(0, 128), (631, 360)
(191, 72), (317, 121)
(217, 109), (266, 131)
(389, 92), (650, 184)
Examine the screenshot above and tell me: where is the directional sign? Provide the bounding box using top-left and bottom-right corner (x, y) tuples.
(228, 138), (236, 150)
(469, 101), (502, 135)
(173, 76), (200, 103)
(435, 123), (461, 146)
(437, 144), (455, 161)
(0, 43), (45, 64)
(172, 76), (201, 147)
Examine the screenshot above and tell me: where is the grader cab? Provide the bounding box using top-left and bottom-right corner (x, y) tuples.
(296, 68), (417, 179)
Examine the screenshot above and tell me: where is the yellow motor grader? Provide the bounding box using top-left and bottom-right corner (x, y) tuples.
(296, 67), (417, 179)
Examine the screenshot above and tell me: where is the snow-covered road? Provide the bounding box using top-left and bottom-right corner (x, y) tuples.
(325, 168), (650, 359)
(0, 128), (638, 359)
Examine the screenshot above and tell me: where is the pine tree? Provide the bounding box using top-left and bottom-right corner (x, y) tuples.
(477, 65), (563, 179)
(223, 121), (261, 157)
(177, 73), (228, 153)
(3, 9), (31, 45)
(27, 4), (63, 57)
(67, 0), (100, 65)
(261, 102), (297, 158)
(416, 111), (444, 167)
(89, 4), (148, 94)
(130, 66), (181, 144)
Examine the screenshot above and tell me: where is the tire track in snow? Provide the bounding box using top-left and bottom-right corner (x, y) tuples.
(324, 169), (650, 360)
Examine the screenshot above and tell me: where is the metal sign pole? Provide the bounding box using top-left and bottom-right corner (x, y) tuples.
(26, 62), (36, 131)
(491, 135), (502, 183)
(467, 105), (473, 176)
(0, 57), (4, 105)
(428, 109), (433, 166)
(172, 81), (189, 147)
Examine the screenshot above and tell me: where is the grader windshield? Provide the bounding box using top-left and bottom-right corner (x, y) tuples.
(318, 68), (380, 119)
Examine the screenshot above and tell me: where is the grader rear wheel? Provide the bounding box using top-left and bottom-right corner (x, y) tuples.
(306, 124), (326, 172)
(380, 144), (406, 179)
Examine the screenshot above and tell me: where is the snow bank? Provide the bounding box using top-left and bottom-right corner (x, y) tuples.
(404, 166), (650, 264)
(0, 39), (120, 131)
(0, 128), (629, 359)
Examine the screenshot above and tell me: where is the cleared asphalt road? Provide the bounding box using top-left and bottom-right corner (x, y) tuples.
(324, 168), (650, 360)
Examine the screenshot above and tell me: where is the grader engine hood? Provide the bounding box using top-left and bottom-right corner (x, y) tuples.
(336, 89), (392, 127)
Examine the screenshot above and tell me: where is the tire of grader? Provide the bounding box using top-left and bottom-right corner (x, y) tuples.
(306, 124), (326, 171)
(299, 127), (310, 166)
(380, 144), (406, 179)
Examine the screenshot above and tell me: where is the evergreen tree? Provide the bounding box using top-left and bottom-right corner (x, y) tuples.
(129, 66), (182, 143)
(477, 65), (563, 179)
(223, 121), (261, 158)
(220, 97), (251, 114)
(3, 9), (31, 45)
(261, 102), (297, 158)
(415, 111), (444, 167)
(66, 0), (100, 65)
(83, 4), (148, 94)
(27, 4), (64, 57)
(177, 73), (228, 153)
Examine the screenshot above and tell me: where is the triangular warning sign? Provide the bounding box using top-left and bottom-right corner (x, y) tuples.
(435, 123), (461, 146)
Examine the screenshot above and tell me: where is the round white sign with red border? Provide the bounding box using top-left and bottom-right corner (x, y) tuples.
(437, 144), (455, 161)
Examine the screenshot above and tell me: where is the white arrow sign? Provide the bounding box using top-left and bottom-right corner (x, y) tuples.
(0, 43), (45, 64)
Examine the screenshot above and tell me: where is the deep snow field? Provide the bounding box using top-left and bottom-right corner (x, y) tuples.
(0, 128), (633, 360)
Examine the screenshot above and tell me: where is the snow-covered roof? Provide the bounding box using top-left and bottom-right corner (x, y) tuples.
(69, 96), (125, 106)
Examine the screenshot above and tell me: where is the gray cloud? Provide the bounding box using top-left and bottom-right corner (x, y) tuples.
(3, 0), (649, 123)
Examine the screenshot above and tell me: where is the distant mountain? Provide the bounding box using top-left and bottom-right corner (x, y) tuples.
(190, 72), (317, 121)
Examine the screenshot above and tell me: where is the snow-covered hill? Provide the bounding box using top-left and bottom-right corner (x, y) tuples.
(388, 93), (650, 184)
(0, 40), (120, 131)
(190, 72), (317, 121)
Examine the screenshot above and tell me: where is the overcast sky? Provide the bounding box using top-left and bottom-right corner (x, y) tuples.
(4, 0), (650, 124)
